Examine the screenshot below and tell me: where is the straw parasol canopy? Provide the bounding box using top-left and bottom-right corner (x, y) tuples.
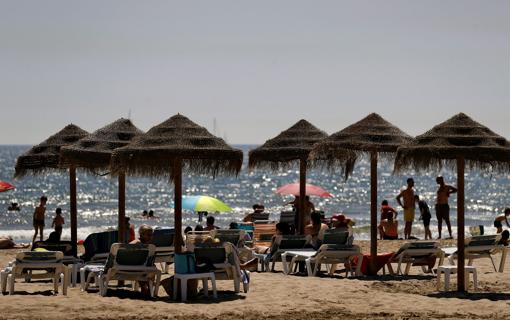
(60, 118), (143, 172)
(248, 119), (328, 234)
(310, 113), (413, 177)
(394, 112), (510, 173)
(110, 114), (243, 252)
(309, 113), (412, 274)
(394, 113), (510, 292)
(15, 124), (89, 178)
(110, 114), (243, 178)
(248, 119), (328, 170)
(59, 118), (143, 244)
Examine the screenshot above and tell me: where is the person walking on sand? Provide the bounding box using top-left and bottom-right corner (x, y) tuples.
(396, 178), (415, 240)
(494, 208), (510, 234)
(32, 196), (47, 243)
(51, 207), (65, 236)
(435, 176), (457, 239)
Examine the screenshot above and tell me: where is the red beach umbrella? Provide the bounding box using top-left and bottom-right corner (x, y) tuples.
(276, 183), (332, 198)
(0, 181), (15, 192)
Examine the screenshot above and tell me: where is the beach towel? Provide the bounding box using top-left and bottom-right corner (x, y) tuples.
(351, 252), (395, 275)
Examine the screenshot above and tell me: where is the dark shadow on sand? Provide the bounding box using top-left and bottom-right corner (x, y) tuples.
(101, 288), (246, 303)
(427, 291), (510, 301)
(2, 290), (56, 296)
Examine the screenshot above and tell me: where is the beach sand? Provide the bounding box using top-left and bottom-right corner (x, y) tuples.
(0, 240), (509, 320)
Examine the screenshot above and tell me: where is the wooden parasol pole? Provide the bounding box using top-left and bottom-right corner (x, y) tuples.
(70, 165), (78, 257)
(173, 158), (183, 253)
(118, 172), (126, 243)
(370, 151), (378, 274)
(299, 158), (307, 234)
(457, 156), (466, 292)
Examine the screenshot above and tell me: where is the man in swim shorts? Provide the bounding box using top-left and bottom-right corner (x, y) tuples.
(435, 176), (457, 239)
(396, 178), (415, 240)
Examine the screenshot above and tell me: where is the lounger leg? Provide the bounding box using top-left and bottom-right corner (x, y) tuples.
(405, 262), (411, 275)
(233, 271), (240, 293)
(202, 278), (208, 297)
(53, 275), (59, 294)
(355, 254), (363, 276)
(61, 273), (67, 296)
(1, 270), (7, 293)
(281, 253), (289, 274)
(80, 268), (86, 291)
(153, 272), (161, 298)
(499, 249), (507, 273)
(180, 278), (187, 302)
(305, 259), (313, 277)
(173, 277), (178, 300)
(211, 273), (217, 298)
(444, 271), (450, 291)
(329, 263), (337, 275)
(472, 269), (478, 291)
(489, 256), (497, 272)
(8, 274), (14, 295)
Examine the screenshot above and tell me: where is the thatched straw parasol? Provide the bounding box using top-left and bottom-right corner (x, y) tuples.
(110, 114), (243, 252)
(248, 119), (328, 234)
(310, 113), (412, 273)
(60, 118), (143, 244)
(15, 124), (89, 177)
(395, 112), (510, 292)
(14, 124), (89, 256)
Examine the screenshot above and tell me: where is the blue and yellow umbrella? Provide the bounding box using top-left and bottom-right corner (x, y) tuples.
(181, 195), (231, 213)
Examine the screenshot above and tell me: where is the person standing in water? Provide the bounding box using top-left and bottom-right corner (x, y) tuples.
(435, 176), (457, 239)
(32, 196), (47, 243)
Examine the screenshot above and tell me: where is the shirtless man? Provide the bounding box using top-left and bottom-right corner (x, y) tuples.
(32, 196), (47, 243)
(435, 176), (457, 239)
(396, 178), (415, 239)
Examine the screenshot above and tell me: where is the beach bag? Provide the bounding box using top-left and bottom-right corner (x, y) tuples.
(174, 252), (196, 274)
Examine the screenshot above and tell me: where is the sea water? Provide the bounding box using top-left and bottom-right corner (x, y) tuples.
(0, 145), (508, 242)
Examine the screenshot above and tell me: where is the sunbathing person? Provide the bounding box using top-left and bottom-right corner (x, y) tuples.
(129, 224), (155, 296)
(304, 211), (329, 249)
(0, 236), (29, 249)
(378, 200), (399, 240)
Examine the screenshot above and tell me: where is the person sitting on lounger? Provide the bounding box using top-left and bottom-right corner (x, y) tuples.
(498, 230), (509, 246)
(331, 213), (355, 230)
(129, 224), (154, 296)
(243, 204), (265, 223)
(378, 200), (399, 240)
(494, 208), (510, 234)
(205, 216), (219, 231)
(305, 211), (329, 249)
(130, 224), (154, 245)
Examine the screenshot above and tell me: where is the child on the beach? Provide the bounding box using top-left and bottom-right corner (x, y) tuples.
(494, 208), (510, 233)
(415, 195), (432, 240)
(51, 207), (65, 235)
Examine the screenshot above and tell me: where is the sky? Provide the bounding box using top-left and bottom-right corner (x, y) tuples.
(1, 0), (509, 145)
